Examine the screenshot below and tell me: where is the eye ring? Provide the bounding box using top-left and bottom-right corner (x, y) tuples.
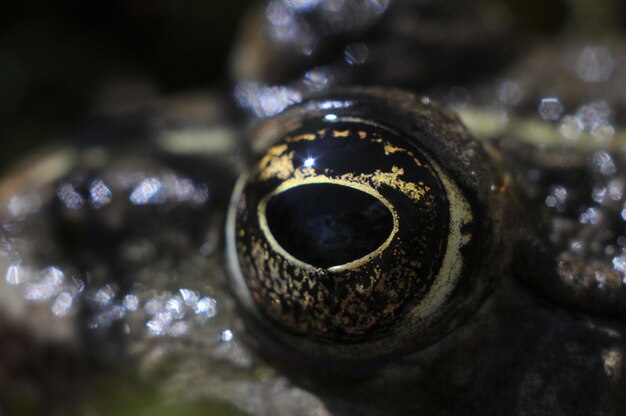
(226, 87), (512, 361)
(257, 177), (399, 272)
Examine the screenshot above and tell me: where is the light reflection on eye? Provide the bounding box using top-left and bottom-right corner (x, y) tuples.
(319, 101), (352, 111)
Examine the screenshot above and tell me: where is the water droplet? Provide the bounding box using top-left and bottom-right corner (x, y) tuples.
(220, 329), (234, 342)
(592, 186), (607, 204)
(7, 192), (41, 219)
(165, 296), (185, 320)
(575, 47), (615, 83)
(344, 43), (369, 65)
(497, 80), (522, 107)
(304, 67), (331, 91)
(538, 97), (564, 121)
(51, 292), (73, 317)
(5, 264), (24, 285)
(146, 320), (165, 336)
(57, 183), (84, 210)
(580, 207), (601, 225)
(194, 296), (217, 318)
(123, 294), (139, 312)
(559, 115), (584, 141)
(592, 151), (616, 176)
(577, 100), (614, 142)
(612, 255), (626, 274)
(89, 179), (112, 209)
(266, 1), (294, 26)
(179, 288), (199, 305)
(234, 82), (302, 117)
(90, 285), (115, 306)
(545, 186), (568, 211)
(590, 122), (615, 143)
(130, 177), (162, 205)
(608, 179), (624, 201)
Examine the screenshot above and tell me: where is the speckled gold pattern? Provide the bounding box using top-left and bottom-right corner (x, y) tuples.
(262, 128), (433, 202)
(234, 119), (454, 341)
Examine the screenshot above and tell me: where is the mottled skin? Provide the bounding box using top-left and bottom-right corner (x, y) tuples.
(1, 1), (626, 415)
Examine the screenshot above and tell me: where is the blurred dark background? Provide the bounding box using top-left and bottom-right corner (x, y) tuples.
(0, 0), (254, 163)
(0, 0), (614, 166)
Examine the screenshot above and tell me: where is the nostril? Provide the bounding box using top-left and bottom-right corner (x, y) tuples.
(262, 182), (395, 269)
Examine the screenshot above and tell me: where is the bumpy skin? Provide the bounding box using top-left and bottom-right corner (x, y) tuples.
(1, 1), (626, 416)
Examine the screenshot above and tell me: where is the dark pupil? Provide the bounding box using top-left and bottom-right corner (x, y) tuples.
(265, 183), (394, 268)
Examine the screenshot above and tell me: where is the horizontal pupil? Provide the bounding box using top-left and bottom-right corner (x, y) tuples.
(265, 183), (393, 268)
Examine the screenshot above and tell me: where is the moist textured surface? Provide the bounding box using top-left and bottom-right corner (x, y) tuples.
(2, 0), (626, 415)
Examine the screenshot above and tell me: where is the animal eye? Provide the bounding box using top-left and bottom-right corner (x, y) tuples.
(227, 88), (512, 360)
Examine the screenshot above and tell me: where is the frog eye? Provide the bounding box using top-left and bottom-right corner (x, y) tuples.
(226, 88), (511, 360)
